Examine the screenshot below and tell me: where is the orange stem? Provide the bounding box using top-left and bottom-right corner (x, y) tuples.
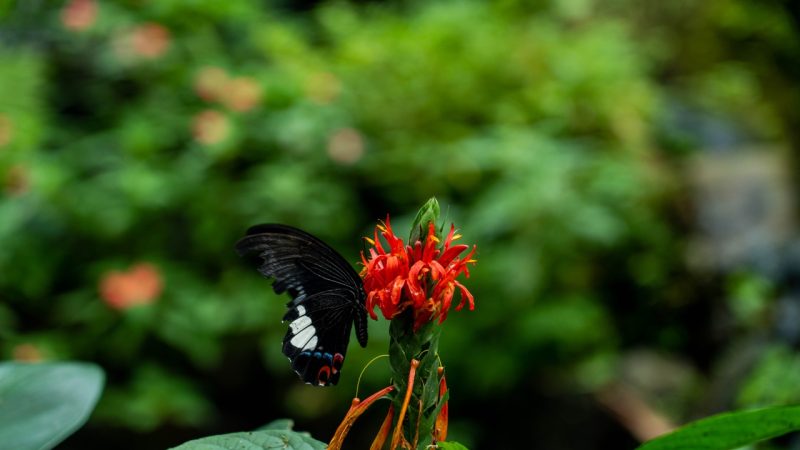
(411, 398), (423, 448)
(434, 372), (448, 442)
(390, 358), (419, 449)
(329, 385), (395, 450)
(370, 404), (395, 450)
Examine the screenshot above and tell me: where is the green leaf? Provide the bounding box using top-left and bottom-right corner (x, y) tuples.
(0, 362), (105, 450)
(636, 405), (800, 450)
(170, 430), (327, 450)
(409, 197), (441, 243)
(438, 442), (469, 450)
(422, 389), (449, 444)
(257, 419), (295, 430)
(419, 333), (443, 424)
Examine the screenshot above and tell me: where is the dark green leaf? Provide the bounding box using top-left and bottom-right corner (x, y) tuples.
(170, 430), (327, 450)
(636, 405), (800, 450)
(421, 389), (449, 443)
(419, 339), (443, 419)
(0, 362), (105, 450)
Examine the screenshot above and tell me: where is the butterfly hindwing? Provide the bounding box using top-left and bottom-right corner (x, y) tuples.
(282, 294), (354, 385)
(235, 224), (367, 386)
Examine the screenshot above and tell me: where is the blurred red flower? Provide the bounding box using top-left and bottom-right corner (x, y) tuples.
(219, 77), (263, 112)
(12, 343), (43, 362)
(192, 109), (230, 145)
(360, 218), (476, 330)
(99, 263), (163, 310)
(113, 22), (171, 62)
(194, 66), (230, 102)
(327, 128), (365, 165)
(130, 23), (170, 58)
(61, 0), (97, 31)
(4, 165), (31, 196)
(194, 69), (263, 113)
(0, 114), (13, 148)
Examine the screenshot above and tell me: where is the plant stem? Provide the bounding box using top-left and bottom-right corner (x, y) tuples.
(388, 310), (445, 449)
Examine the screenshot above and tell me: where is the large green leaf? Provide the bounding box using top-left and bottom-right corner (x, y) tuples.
(637, 405), (800, 450)
(257, 419), (295, 431)
(0, 362), (105, 450)
(171, 430), (327, 450)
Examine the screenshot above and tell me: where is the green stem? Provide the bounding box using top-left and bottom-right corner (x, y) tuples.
(388, 310), (444, 449)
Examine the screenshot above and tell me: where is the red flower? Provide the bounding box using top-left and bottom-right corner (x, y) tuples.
(194, 66), (230, 102)
(131, 23), (170, 58)
(12, 343), (43, 362)
(327, 128), (365, 165)
(61, 0), (97, 32)
(360, 217), (476, 330)
(219, 77), (263, 112)
(192, 109), (230, 145)
(114, 23), (170, 61)
(99, 263), (163, 310)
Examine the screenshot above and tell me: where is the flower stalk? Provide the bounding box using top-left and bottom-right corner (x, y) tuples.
(434, 368), (449, 443)
(331, 198), (475, 449)
(390, 358), (419, 449)
(387, 312), (445, 449)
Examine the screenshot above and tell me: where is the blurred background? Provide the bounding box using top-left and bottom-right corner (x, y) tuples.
(1, 0), (800, 448)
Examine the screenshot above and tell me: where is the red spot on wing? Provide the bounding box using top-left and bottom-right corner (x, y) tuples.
(317, 365), (332, 385)
(332, 353), (344, 373)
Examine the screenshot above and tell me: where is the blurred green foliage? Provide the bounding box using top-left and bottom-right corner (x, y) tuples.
(1, 0), (799, 448)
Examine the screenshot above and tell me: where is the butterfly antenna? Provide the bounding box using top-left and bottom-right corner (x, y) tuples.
(355, 354), (389, 399)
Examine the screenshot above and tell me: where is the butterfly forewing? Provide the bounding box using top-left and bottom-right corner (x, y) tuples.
(235, 224), (367, 386)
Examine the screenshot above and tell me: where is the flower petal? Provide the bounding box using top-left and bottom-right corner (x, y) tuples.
(454, 281), (475, 311)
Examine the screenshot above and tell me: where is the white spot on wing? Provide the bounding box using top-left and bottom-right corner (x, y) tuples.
(297, 305), (306, 316)
(290, 326), (316, 349)
(305, 336), (318, 351)
(290, 316), (312, 334)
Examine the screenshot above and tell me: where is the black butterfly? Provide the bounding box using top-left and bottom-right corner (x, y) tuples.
(235, 224), (368, 386)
